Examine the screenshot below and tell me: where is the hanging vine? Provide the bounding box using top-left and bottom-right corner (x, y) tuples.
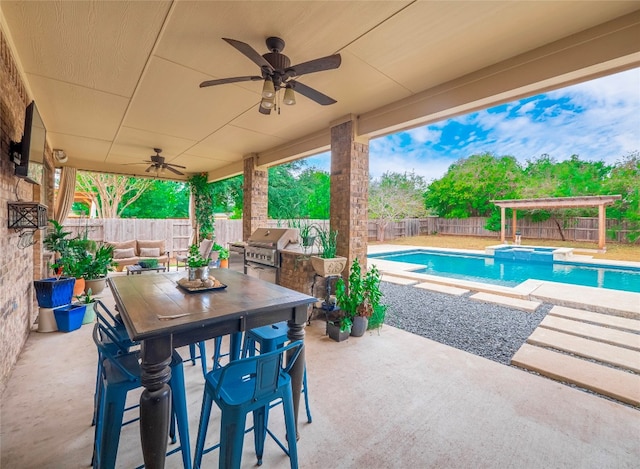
(188, 173), (215, 242)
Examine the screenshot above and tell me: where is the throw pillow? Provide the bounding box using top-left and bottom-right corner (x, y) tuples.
(114, 247), (136, 259)
(140, 247), (161, 257)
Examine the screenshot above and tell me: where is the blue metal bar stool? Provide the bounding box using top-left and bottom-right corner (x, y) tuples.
(92, 323), (192, 469)
(193, 341), (304, 469)
(242, 321), (312, 423)
(92, 300), (139, 426)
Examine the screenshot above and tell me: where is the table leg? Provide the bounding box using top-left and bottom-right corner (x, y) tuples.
(139, 336), (173, 468)
(287, 307), (307, 439)
(229, 331), (243, 361)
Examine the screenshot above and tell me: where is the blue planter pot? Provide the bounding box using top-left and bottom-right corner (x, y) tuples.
(53, 304), (86, 332)
(34, 277), (76, 308)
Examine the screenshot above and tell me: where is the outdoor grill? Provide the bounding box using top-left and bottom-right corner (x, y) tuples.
(244, 228), (298, 283)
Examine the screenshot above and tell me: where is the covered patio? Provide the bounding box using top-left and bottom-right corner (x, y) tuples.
(2, 2), (640, 468)
(2, 282), (638, 468)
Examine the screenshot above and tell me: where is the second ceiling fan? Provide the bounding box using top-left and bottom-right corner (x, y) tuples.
(200, 37), (341, 114)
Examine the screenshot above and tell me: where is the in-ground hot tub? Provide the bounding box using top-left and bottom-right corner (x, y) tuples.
(486, 245), (574, 263)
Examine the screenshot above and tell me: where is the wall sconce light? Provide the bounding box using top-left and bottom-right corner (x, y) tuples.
(53, 149), (68, 163)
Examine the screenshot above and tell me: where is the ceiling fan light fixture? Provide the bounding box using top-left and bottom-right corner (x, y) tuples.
(283, 87), (296, 105)
(260, 97), (275, 109)
(261, 78), (275, 98)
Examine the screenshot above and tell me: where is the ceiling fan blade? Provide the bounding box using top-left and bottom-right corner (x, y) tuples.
(165, 165), (184, 176)
(200, 76), (263, 88)
(167, 163), (187, 169)
(287, 54), (341, 78)
(223, 38), (274, 72)
(145, 165), (153, 173)
(290, 81), (337, 105)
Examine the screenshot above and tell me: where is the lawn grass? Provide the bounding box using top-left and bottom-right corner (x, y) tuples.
(379, 235), (640, 262)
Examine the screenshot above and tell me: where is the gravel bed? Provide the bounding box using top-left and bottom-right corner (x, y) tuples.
(381, 282), (552, 365)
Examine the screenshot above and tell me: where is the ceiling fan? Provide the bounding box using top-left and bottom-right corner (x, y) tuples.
(200, 37), (341, 114)
(141, 148), (186, 176)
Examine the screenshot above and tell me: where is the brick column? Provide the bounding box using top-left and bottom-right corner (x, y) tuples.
(242, 154), (268, 241)
(330, 117), (369, 269)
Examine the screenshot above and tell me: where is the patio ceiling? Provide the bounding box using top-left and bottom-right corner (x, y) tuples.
(1, 1), (639, 182)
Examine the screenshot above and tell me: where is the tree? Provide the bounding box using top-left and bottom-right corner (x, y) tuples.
(369, 171), (428, 241)
(522, 154), (612, 240)
(297, 168), (330, 219)
(75, 172), (153, 218)
(211, 175), (243, 216)
(424, 153), (522, 230)
(120, 180), (189, 219)
(603, 151), (640, 242)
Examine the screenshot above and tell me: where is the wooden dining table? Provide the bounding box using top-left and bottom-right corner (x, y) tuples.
(107, 269), (316, 468)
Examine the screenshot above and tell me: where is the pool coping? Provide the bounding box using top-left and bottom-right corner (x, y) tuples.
(367, 244), (640, 319)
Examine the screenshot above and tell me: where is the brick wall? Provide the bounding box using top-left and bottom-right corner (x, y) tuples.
(330, 120), (369, 268)
(0, 27), (51, 394)
(242, 155), (268, 241)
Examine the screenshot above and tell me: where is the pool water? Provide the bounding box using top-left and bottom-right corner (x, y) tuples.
(368, 249), (640, 293)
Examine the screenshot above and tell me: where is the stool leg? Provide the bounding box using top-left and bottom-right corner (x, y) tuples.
(219, 408), (246, 469)
(194, 390), (214, 469)
(170, 363), (192, 469)
(98, 387), (127, 469)
(303, 368), (312, 423)
(198, 341), (208, 377)
(252, 406), (267, 466)
(281, 387), (299, 469)
(189, 343), (197, 366)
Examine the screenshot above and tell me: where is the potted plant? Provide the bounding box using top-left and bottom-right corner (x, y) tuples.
(290, 219), (316, 252)
(83, 244), (114, 295)
(75, 288), (98, 324)
(216, 245), (230, 268)
(335, 259), (385, 337)
(187, 243), (210, 280)
(310, 227), (347, 277)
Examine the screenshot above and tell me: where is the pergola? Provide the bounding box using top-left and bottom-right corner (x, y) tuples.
(491, 195), (622, 250)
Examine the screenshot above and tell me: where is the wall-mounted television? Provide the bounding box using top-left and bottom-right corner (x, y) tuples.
(10, 101), (46, 185)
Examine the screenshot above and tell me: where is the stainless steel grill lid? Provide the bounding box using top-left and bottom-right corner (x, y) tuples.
(246, 228), (298, 250)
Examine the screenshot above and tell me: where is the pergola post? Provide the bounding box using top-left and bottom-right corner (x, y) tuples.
(598, 204), (606, 251)
(512, 210), (517, 243)
(500, 206), (506, 243)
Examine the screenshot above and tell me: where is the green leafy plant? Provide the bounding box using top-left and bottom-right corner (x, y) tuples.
(188, 173), (215, 242)
(336, 260), (386, 331)
(315, 226), (338, 258)
(43, 219), (71, 257)
(212, 242), (229, 260)
(83, 244), (114, 280)
(187, 243), (209, 268)
(74, 288), (97, 304)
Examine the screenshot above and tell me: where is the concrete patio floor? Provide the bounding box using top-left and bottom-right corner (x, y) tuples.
(2, 279), (639, 468)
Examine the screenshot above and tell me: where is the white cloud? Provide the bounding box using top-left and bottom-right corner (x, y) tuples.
(303, 68), (639, 181)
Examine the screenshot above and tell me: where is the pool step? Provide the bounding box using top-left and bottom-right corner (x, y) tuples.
(548, 306), (640, 333)
(512, 306), (640, 406)
(381, 274), (419, 286)
(414, 282), (469, 296)
(512, 344), (640, 407)
(470, 292), (540, 312)
(539, 315), (640, 351)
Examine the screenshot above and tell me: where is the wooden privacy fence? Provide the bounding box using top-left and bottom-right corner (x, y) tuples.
(62, 215), (636, 251)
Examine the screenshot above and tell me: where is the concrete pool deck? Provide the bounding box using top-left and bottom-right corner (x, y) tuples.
(367, 244), (640, 318)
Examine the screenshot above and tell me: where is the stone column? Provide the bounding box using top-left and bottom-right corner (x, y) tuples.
(330, 116), (369, 269)
(242, 154), (268, 241)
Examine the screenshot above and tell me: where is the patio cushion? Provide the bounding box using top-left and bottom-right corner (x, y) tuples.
(137, 240), (165, 256)
(107, 240), (136, 252)
(139, 247), (161, 257)
(114, 248), (135, 259)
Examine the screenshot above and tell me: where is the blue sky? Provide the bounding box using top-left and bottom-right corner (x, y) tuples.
(305, 67), (639, 183)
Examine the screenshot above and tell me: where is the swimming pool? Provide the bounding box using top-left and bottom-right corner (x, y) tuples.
(368, 249), (640, 293)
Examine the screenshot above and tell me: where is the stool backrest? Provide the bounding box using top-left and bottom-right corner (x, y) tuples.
(92, 323), (139, 382)
(214, 340), (303, 403)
